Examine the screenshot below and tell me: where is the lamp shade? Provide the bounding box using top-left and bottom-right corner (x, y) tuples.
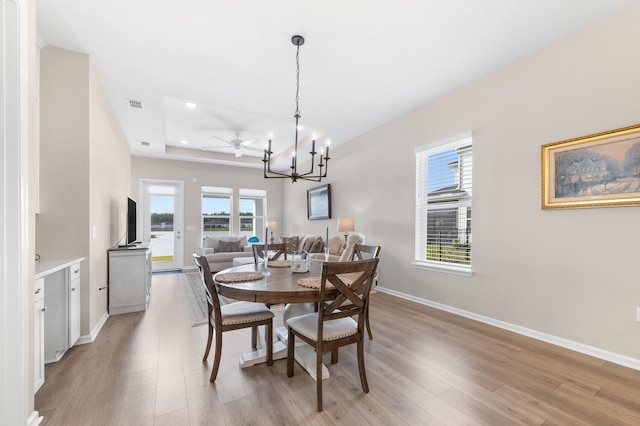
(337, 217), (354, 233)
(267, 221), (277, 230)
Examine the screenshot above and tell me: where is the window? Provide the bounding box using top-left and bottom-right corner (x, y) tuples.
(415, 133), (472, 275)
(238, 188), (267, 238)
(202, 186), (232, 237)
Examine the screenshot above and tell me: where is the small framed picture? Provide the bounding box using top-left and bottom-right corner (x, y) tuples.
(541, 123), (640, 209)
(307, 184), (331, 220)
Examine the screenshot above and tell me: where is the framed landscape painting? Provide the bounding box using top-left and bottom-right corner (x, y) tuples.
(307, 184), (331, 220)
(541, 124), (640, 209)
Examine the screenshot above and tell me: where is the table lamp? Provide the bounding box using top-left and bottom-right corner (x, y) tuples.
(337, 217), (354, 249)
(267, 221), (277, 244)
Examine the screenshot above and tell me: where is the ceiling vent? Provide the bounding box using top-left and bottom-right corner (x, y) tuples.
(128, 99), (143, 109)
(140, 141), (150, 146)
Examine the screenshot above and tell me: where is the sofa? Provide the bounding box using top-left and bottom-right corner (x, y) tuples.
(279, 234), (326, 257)
(201, 235), (254, 272)
(308, 232), (365, 261)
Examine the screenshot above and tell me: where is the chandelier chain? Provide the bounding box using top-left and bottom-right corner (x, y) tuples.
(295, 44), (300, 117)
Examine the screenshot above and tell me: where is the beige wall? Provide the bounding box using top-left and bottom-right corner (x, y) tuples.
(130, 157), (284, 268)
(283, 5), (640, 360)
(37, 46), (130, 336)
(88, 63), (131, 328)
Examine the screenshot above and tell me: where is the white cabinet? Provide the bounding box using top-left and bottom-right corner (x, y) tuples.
(43, 268), (67, 363)
(36, 258), (85, 364)
(68, 264), (81, 346)
(108, 244), (151, 315)
(34, 278), (45, 393)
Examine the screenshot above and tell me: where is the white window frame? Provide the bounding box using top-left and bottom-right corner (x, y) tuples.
(238, 188), (267, 239)
(202, 186), (233, 238)
(414, 132), (473, 276)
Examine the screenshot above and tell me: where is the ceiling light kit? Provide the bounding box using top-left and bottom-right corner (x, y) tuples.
(263, 35), (330, 183)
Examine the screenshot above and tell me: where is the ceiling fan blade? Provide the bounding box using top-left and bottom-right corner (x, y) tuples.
(241, 139), (259, 145)
(202, 145), (232, 150)
(242, 146), (264, 152)
(210, 135), (231, 144)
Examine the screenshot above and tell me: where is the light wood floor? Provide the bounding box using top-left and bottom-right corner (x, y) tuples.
(36, 273), (640, 425)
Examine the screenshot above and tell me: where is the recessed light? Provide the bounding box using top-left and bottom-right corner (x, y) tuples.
(180, 139), (188, 145)
(184, 102), (197, 109)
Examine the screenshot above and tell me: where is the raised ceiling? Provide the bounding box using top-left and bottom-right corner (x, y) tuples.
(36, 0), (640, 170)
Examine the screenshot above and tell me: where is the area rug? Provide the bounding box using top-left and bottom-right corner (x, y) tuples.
(179, 272), (208, 327)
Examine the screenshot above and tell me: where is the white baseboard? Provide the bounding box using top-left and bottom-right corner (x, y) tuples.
(75, 310), (109, 345)
(376, 286), (640, 371)
(28, 411), (42, 426)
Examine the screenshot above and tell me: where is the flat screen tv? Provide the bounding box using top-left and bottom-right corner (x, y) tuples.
(126, 197), (137, 245)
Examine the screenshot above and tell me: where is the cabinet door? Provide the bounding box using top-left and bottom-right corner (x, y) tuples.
(68, 264), (81, 346)
(34, 278), (45, 393)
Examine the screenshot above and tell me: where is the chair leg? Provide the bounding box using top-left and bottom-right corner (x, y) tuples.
(286, 328), (295, 377)
(331, 348), (338, 364)
(356, 338), (369, 393)
(266, 320), (273, 366)
(210, 328), (223, 382)
(203, 322), (213, 361)
(316, 346), (324, 411)
(365, 304), (373, 340)
(251, 326), (258, 349)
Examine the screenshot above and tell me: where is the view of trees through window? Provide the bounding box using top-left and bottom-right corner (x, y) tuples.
(201, 189), (266, 238)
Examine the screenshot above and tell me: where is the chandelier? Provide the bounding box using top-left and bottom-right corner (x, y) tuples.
(263, 35), (330, 183)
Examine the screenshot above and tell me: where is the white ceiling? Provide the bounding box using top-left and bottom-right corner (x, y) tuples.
(36, 0), (640, 170)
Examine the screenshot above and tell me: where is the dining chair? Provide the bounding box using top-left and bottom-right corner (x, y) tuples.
(351, 245), (381, 339)
(251, 243), (287, 264)
(193, 253), (274, 382)
(286, 258), (380, 411)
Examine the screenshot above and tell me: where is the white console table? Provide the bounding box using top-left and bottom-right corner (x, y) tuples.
(34, 256), (85, 393)
(108, 243), (152, 315)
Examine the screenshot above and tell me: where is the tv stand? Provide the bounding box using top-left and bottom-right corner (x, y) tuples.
(108, 243), (151, 314)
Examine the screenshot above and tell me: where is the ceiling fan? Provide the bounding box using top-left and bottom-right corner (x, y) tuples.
(202, 132), (263, 157)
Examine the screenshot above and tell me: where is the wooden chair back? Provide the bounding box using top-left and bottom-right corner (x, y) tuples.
(319, 258), (380, 333)
(193, 252), (222, 326)
(251, 243), (286, 264)
(352, 244), (381, 261)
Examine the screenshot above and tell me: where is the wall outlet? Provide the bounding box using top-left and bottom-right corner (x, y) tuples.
(636, 307), (640, 322)
(92, 227), (97, 239)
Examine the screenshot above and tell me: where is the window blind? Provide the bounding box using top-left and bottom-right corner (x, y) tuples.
(415, 134), (472, 271)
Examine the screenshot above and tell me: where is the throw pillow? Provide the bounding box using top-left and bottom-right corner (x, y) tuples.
(203, 236), (217, 249)
(218, 239), (242, 253)
(302, 236), (317, 253)
(280, 236), (300, 254)
(328, 236), (343, 255)
(309, 237), (324, 253)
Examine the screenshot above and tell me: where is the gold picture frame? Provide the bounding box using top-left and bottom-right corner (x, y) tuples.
(541, 123), (640, 209)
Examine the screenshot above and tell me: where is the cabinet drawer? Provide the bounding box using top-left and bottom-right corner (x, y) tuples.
(69, 263), (81, 281)
(34, 277), (45, 303)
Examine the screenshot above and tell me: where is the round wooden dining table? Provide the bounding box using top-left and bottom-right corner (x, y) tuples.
(213, 258), (334, 381)
(214, 259), (337, 305)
